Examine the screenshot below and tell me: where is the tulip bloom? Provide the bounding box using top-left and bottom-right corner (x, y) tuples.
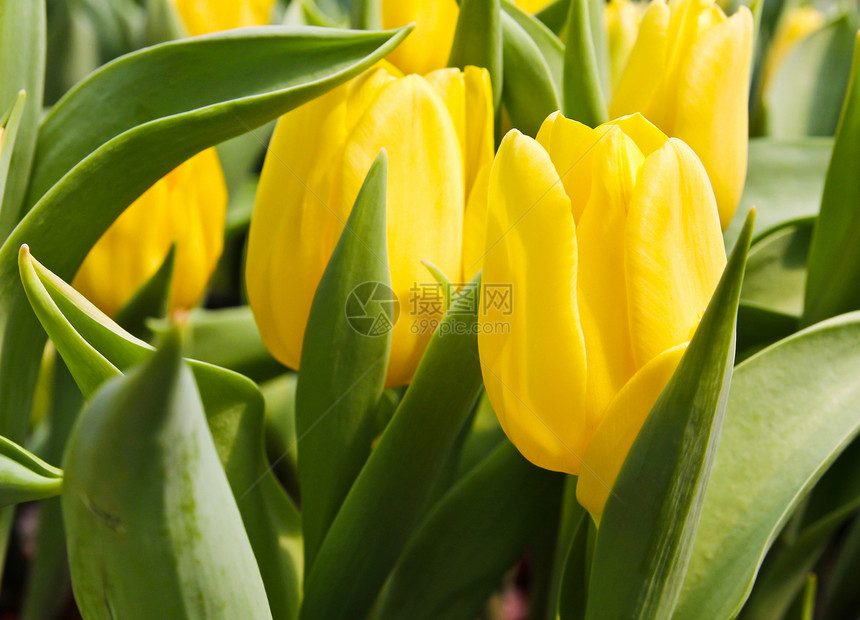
(478, 112), (726, 521)
(605, 0), (646, 91)
(381, 0), (551, 75)
(172, 0), (275, 36)
(608, 0), (753, 229)
(246, 64), (494, 388)
(74, 149), (227, 317)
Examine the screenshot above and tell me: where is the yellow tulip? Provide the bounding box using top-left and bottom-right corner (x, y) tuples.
(246, 64), (494, 388)
(172, 0), (275, 36)
(74, 149), (227, 317)
(380, 0), (551, 76)
(608, 0), (753, 229)
(477, 112), (726, 521)
(761, 7), (826, 97)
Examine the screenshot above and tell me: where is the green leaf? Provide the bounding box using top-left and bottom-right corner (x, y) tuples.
(19, 249), (303, 620)
(185, 306), (284, 383)
(819, 516), (860, 620)
(0, 0), (44, 239)
(375, 440), (562, 620)
(562, 0), (607, 126)
(0, 434), (62, 508)
(550, 478), (589, 620)
(723, 138), (832, 251)
(501, 7), (562, 136)
(449, 0), (503, 107)
(300, 274), (485, 620)
(803, 33), (860, 326)
(586, 211), (754, 620)
(675, 311), (860, 619)
(62, 328), (272, 619)
(351, 0), (381, 29)
(377, 442), (548, 615)
(296, 151), (391, 571)
(114, 244), (175, 340)
(0, 92), (27, 209)
(765, 12), (856, 138)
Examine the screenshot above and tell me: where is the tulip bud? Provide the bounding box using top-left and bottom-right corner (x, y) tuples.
(760, 7), (826, 98)
(478, 112), (726, 521)
(608, 0), (753, 229)
(246, 64), (494, 388)
(605, 0), (647, 91)
(171, 0), (274, 36)
(73, 149), (227, 318)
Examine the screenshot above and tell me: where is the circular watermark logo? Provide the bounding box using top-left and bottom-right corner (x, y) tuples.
(345, 281), (400, 336)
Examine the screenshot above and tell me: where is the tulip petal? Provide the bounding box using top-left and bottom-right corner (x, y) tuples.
(609, 0), (669, 120)
(479, 130), (588, 474)
(343, 74), (465, 387)
(625, 138), (725, 368)
(535, 112), (604, 223)
(424, 66), (495, 200)
(576, 127), (643, 429)
(382, 0), (460, 75)
(174, 0), (274, 35)
(461, 163), (490, 281)
(672, 7), (753, 228)
(577, 343), (687, 521)
(600, 112), (667, 157)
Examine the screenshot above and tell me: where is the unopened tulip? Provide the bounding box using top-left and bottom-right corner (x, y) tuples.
(605, 0), (646, 91)
(246, 64), (494, 388)
(761, 7), (826, 97)
(74, 149), (227, 317)
(172, 0), (275, 36)
(608, 0), (753, 228)
(381, 0), (551, 75)
(478, 112), (726, 521)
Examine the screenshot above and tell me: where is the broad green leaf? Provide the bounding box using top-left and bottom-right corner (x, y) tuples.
(503, 1), (564, 95)
(63, 329), (272, 619)
(675, 311), (860, 619)
(296, 152), (391, 571)
(454, 391), (505, 478)
(0, 434), (62, 508)
(819, 516), (860, 620)
(261, 373), (299, 491)
(0, 0), (44, 239)
(562, 0), (607, 126)
(114, 244), (175, 340)
(0, 22), (408, 461)
(449, 0), (503, 106)
(803, 33), (860, 326)
(300, 274), (484, 620)
(723, 139), (832, 250)
(501, 9), (561, 136)
(0, 92), (26, 209)
(375, 440), (563, 620)
(586, 212), (753, 620)
(19, 250), (302, 620)
(765, 12), (856, 138)
(186, 306), (284, 384)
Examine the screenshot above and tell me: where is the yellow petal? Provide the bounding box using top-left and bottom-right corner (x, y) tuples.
(671, 7), (753, 228)
(478, 130), (588, 474)
(381, 0), (460, 76)
(576, 127), (644, 431)
(577, 343), (687, 522)
(598, 112), (668, 157)
(535, 112), (603, 224)
(624, 138), (725, 368)
(424, 66), (495, 199)
(342, 74), (464, 387)
(246, 68), (395, 371)
(173, 0), (274, 35)
(609, 0), (670, 120)
(514, 0), (552, 12)
(606, 0), (645, 91)
(75, 149), (226, 317)
(761, 7), (825, 96)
